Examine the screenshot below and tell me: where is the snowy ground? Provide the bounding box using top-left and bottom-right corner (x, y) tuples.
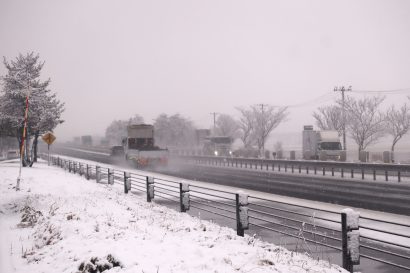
(0, 159), (347, 273)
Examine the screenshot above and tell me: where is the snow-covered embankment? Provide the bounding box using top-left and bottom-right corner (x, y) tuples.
(0, 160), (346, 273)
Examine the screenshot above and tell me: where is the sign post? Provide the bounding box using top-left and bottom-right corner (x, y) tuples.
(42, 132), (56, 165)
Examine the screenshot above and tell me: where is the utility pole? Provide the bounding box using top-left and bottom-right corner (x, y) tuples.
(257, 104), (268, 158)
(334, 86), (352, 152)
(210, 112), (218, 135)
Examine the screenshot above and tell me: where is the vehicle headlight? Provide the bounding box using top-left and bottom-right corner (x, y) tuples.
(214, 151), (218, 156)
(229, 150), (232, 155)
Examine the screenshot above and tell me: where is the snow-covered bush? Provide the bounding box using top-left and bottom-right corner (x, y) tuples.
(33, 221), (62, 248)
(77, 254), (122, 273)
(18, 205), (43, 227)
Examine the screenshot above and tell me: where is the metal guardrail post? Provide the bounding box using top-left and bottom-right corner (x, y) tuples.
(124, 172), (131, 193)
(108, 168), (114, 185)
(86, 164), (90, 180)
(179, 182), (190, 212)
(96, 166), (101, 183)
(146, 176), (154, 202)
(341, 209), (360, 273)
(235, 193), (249, 237)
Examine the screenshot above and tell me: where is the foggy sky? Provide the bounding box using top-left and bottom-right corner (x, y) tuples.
(1, 0), (410, 146)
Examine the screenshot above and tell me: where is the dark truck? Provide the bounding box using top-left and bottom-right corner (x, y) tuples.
(123, 124), (168, 167)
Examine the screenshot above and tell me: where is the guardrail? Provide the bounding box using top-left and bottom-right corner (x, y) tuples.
(43, 154), (410, 273)
(176, 155), (410, 183)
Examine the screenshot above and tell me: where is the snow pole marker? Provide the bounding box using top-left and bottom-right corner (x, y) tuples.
(16, 86), (31, 191)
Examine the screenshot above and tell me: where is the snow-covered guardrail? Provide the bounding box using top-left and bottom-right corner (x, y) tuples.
(177, 155), (410, 183)
(44, 154), (410, 273)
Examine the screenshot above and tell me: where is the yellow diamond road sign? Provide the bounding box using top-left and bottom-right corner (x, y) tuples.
(42, 132), (56, 145)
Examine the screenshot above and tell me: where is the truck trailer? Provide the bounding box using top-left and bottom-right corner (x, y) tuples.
(123, 124), (168, 168)
(302, 125), (345, 161)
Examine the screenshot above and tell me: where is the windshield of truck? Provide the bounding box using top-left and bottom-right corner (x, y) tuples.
(319, 142), (342, 150)
(128, 138), (153, 149)
(209, 137), (232, 144)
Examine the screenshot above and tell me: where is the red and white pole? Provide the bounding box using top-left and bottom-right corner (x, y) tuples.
(16, 87), (30, 191)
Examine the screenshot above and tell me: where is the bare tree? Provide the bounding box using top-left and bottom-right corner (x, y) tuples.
(385, 103), (410, 162)
(342, 96), (385, 155)
(154, 113), (196, 147)
(215, 114), (239, 138)
(105, 114), (144, 145)
(236, 107), (255, 148)
(312, 105), (343, 137)
(251, 104), (288, 157)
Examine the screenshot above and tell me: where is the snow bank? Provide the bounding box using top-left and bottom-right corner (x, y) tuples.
(0, 160), (347, 273)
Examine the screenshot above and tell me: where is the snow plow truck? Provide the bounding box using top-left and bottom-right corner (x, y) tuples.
(123, 124), (168, 168)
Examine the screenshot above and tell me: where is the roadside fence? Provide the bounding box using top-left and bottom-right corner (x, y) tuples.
(43, 154), (410, 273)
(177, 155), (410, 183)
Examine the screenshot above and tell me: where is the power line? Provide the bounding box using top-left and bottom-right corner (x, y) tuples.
(270, 86), (410, 109)
(351, 88), (410, 94)
(270, 92), (336, 109)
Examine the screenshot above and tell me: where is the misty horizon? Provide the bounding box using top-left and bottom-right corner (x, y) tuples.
(1, 0), (409, 150)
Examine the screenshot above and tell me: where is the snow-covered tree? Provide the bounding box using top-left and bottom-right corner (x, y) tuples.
(105, 114), (144, 145)
(312, 105), (343, 136)
(0, 52), (64, 165)
(214, 114), (239, 139)
(342, 96), (385, 155)
(154, 114), (196, 147)
(384, 103), (410, 162)
(236, 107), (255, 148)
(251, 104), (288, 157)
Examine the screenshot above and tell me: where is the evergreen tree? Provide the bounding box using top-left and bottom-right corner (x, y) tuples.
(0, 52), (64, 165)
